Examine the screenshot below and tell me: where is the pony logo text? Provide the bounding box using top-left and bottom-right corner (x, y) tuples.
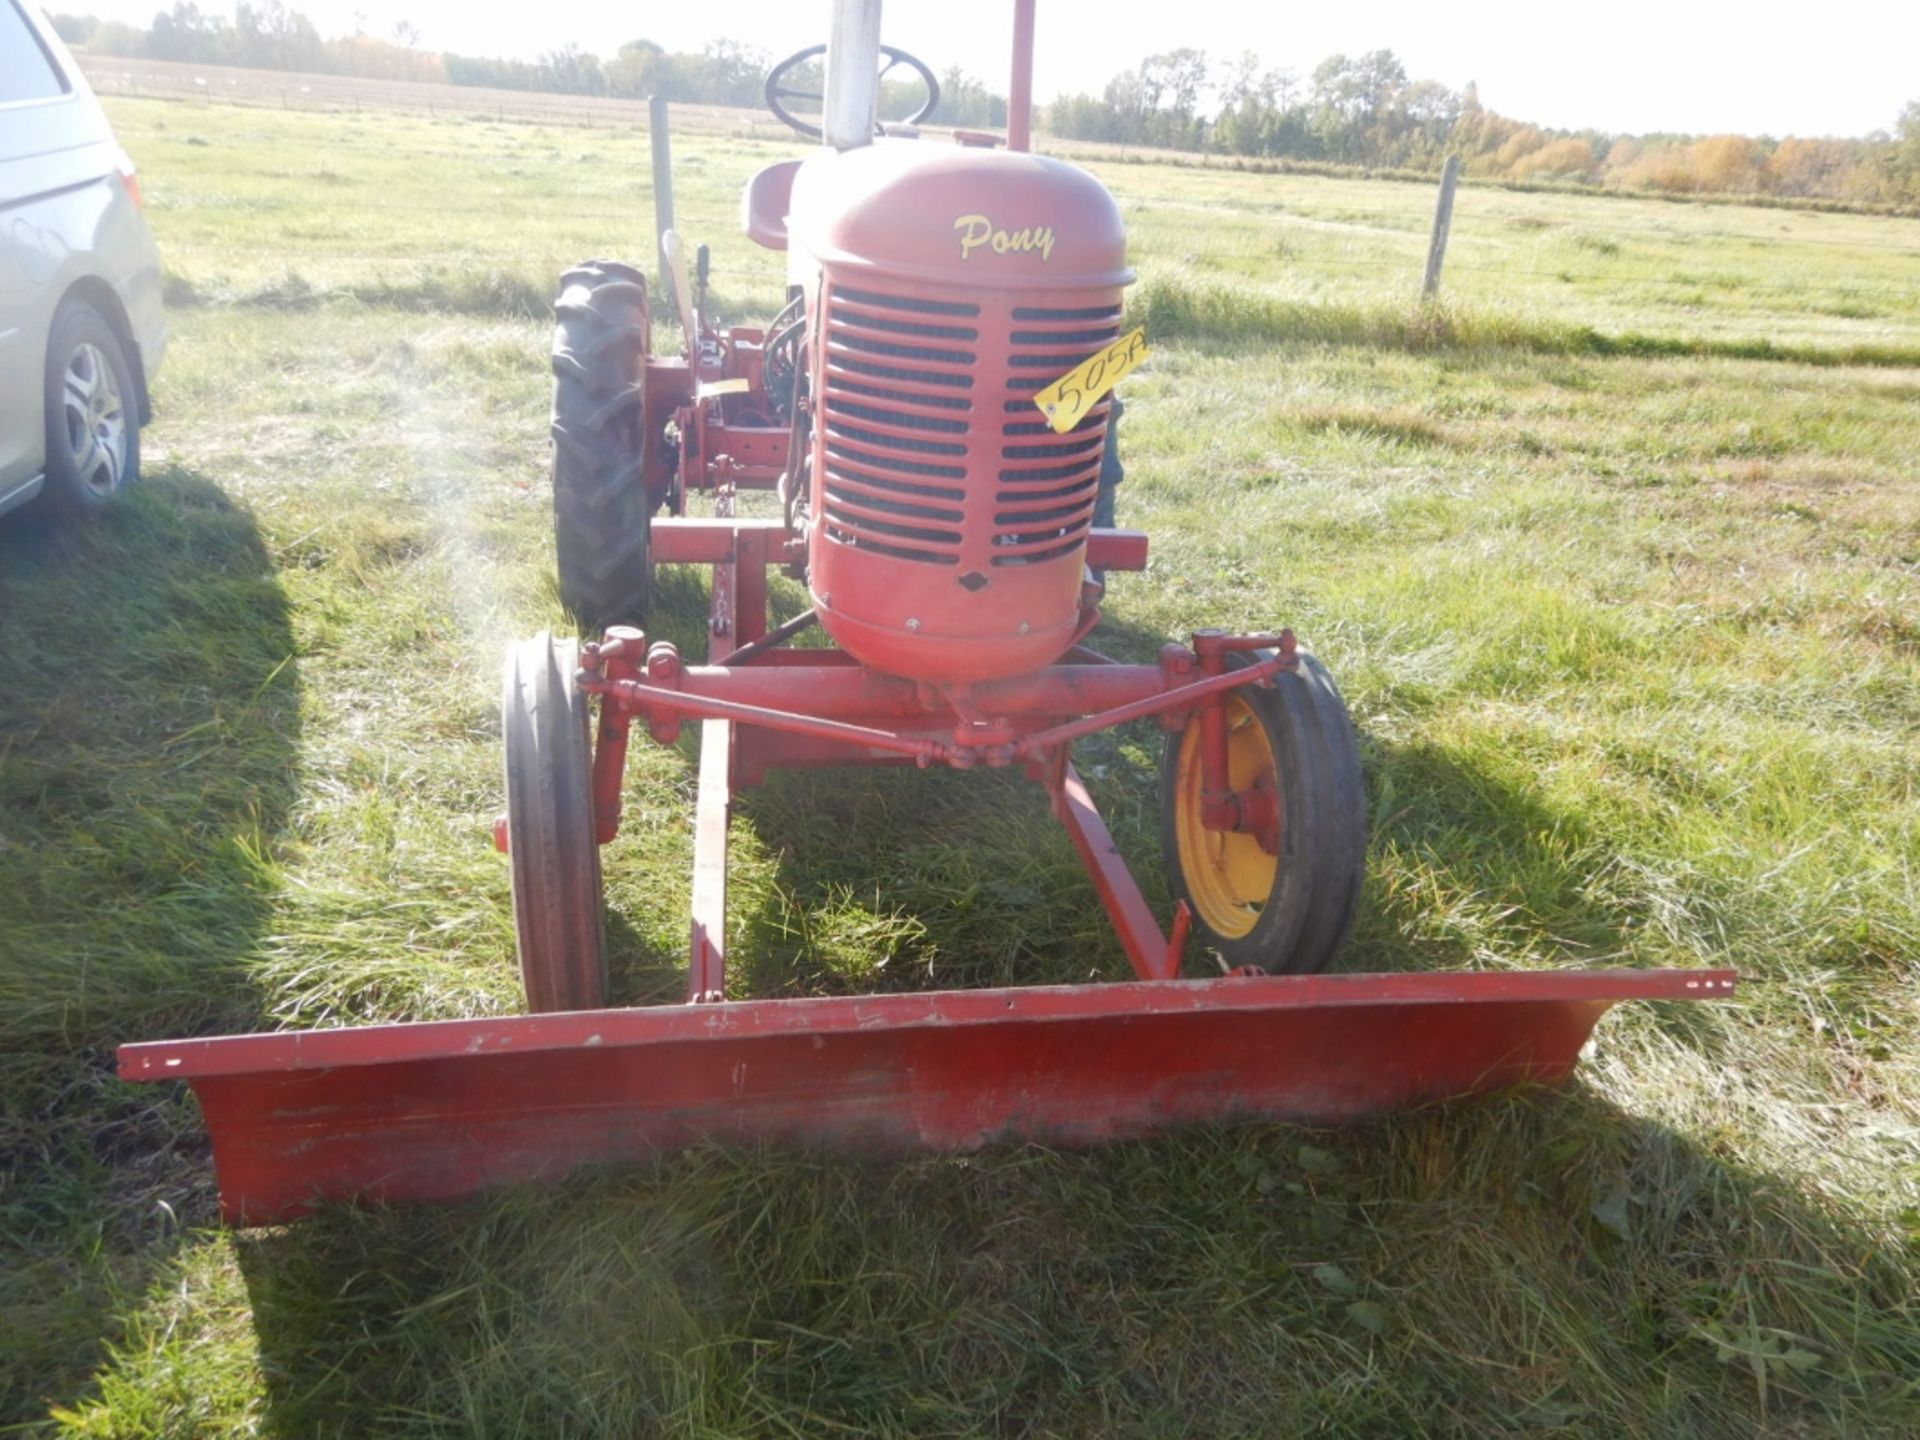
(953, 214), (1057, 262)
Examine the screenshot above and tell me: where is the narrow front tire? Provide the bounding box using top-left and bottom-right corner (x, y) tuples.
(503, 631), (610, 1012)
(1159, 651), (1367, 974)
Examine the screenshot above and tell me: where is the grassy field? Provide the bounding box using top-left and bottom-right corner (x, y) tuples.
(1, 93), (1916, 1436)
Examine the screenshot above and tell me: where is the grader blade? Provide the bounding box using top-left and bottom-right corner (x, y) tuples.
(119, 968), (1733, 1226)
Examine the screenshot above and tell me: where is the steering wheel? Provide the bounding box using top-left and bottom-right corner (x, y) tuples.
(764, 43), (940, 140)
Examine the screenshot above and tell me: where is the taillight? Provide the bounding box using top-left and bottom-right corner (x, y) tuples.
(117, 150), (143, 209)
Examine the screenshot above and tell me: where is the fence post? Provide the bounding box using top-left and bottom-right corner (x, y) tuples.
(1422, 155), (1461, 299)
(649, 95), (675, 295)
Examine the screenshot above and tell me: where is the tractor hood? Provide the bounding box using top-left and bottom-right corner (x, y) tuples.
(786, 141), (1132, 293)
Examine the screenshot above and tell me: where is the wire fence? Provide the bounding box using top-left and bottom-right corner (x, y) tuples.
(149, 227), (1920, 306)
(92, 58), (1920, 342)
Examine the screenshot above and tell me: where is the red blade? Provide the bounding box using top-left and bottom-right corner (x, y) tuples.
(119, 969), (1736, 1226)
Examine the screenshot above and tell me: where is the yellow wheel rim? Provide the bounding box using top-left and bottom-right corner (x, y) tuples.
(1173, 697), (1280, 939)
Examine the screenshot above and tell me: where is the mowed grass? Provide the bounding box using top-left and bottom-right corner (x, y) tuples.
(116, 96), (1920, 354)
(0, 94), (1915, 1435)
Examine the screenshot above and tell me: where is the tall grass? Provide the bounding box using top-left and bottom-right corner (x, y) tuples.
(157, 261), (1920, 372)
(1126, 272), (1920, 367)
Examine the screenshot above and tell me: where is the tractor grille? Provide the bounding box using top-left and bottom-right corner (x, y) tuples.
(994, 302), (1122, 567)
(819, 285), (1120, 569)
(821, 286), (978, 566)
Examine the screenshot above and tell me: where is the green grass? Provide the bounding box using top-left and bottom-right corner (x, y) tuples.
(114, 97), (1920, 354)
(1, 96), (1916, 1436)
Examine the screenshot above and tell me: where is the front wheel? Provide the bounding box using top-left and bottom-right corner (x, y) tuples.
(503, 632), (609, 1012)
(1160, 651), (1367, 974)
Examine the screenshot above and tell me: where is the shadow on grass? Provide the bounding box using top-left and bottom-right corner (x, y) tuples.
(0, 468), (300, 1426)
(221, 1084), (1917, 1436)
(721, 601), (1187, 1000)
(718, 597), (1680, 1001)
(598, 572), (1692, 1007)
(1344, 735), (1659, 966)
(605, 906), (690, 1008)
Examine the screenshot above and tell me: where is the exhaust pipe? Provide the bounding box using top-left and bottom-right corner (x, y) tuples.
(823, 0), (882, 151)
(1009, 0), (1035, 152)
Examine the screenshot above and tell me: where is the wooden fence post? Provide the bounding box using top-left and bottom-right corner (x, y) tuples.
(1423, 155), (1461, 299)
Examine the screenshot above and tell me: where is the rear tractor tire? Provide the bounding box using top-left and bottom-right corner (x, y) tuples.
(1160, 651), (1367, 975)
(503, 632), (610, 1012)
(551, 260), (652, 628)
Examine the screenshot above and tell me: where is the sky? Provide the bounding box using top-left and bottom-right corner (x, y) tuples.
(68, 0), (1920, 138)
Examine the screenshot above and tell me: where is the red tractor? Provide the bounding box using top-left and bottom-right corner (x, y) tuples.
(512, 36), (1365, 1012)
(119, 1), (1734, 1225)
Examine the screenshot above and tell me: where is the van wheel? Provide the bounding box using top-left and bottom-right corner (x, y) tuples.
(39, 300), (140, 517)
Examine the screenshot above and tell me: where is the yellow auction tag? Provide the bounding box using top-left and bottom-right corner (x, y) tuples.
(697, 377), (752, 400)
(1032, 327), (1148, 434)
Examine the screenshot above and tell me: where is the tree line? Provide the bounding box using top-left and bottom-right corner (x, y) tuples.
(49, 5), (1007, 126)
(50, 7), (1920, 205)
(1048, 48), (1920, 205)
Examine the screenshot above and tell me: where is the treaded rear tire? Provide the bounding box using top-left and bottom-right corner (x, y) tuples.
(503, 631), (609, 1012)
(551, 260), (651, 627)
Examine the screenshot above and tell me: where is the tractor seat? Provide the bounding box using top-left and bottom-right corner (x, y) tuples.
(742, 159), (801, 252)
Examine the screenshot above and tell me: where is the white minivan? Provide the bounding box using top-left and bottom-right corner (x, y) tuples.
(0, 1), (165, 519)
